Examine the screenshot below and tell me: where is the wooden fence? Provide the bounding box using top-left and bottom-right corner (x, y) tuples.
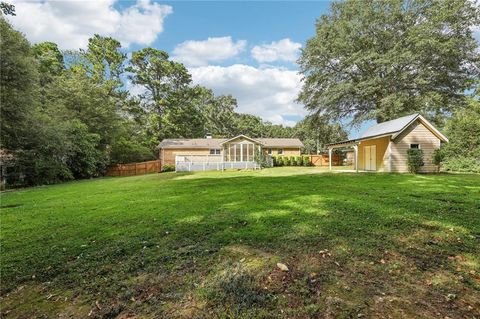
(307, 154), (342, 166)
(106, 160), (161, 177)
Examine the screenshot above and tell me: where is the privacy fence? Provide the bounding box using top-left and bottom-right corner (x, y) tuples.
(308, 154), (342, 166)
(106, 160), (161, 177)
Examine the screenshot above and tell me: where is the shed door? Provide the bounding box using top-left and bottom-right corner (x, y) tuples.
(364, 145), (376, 171)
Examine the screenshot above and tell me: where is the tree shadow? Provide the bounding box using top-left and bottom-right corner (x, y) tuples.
(2, 172), (479, 317)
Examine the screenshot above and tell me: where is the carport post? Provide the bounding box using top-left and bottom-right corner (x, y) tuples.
(354, 144), (358, 173)
(328, 147), (332, 171)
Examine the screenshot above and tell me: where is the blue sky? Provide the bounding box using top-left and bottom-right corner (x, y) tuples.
(10, 0), (375, 137)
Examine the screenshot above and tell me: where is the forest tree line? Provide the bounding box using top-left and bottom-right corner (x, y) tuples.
(0, 14), (345, 187)
(2, 0), (480, 188)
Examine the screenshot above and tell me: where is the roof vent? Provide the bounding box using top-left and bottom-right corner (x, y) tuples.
(206, 133), (212, 139)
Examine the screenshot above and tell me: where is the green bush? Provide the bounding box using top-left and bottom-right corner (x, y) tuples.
(254, 148), (271, 168)
(407, 149), (424, 173)
(432, 148), (445, 172)
(272, 156), (277, 167)
(442, 157), (480, 173)
(284, 157), (290, 166)
(303, 156), (310, 166)
(297, 156), (303, 166)
(275, 156), (282, 166)
(161, 164), (175, 172)
(286, 156), (292, 166)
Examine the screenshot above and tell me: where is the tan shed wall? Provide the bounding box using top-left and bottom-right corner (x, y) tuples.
(357, 136), (390, 172)
(390, 120), (441, 173)
(161, 148), (211, 165)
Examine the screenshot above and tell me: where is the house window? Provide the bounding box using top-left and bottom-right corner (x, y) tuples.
(210, 148), (221, 155)
(267, 148), (272, 155)
(410, 144), (420, 149)
(278, 149), (284, 155)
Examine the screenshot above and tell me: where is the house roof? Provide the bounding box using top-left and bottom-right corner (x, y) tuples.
(257, 138), (304, 148)
(158, 136), (304, 149)
(360, 113), (419, 139)
(158, 138), (225, 149)
(327, 113), (448, 147)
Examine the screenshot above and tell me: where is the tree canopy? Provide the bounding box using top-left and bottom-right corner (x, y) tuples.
(298, 0), (480, 125)
(1, 15), (346, 187)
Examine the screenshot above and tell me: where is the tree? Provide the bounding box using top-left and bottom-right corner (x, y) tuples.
(294, 115), (348, 154)
(0, 2), (15, 16)
(32, 42), (64, 78)
(298, 0), (480, 125)
(126, 48), (192, 146)
(127, 48), (191, 109)
(82, 34), (125, 89)
(193, 87), (238, 136)
(430, 98), (480, 173)
(0, 17), (38, 151)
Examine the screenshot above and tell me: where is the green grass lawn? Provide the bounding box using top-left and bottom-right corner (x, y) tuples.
(1, 167), (479, 318)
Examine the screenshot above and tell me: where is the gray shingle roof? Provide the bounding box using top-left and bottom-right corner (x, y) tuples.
(258, 138), (304, 148)
(158, 137), (304, 149)
(158, 139), (225, 149)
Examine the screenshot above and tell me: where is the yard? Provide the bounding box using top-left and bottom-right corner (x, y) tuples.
(1, 167), (479, 318)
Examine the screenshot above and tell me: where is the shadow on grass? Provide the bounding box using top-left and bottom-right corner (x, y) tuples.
(1, 172), (479, 318)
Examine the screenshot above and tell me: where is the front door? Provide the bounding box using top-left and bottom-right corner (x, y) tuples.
(364, 145), (376, 171)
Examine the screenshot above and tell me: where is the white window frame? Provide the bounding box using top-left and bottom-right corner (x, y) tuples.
(210, 148), (221, 155)
(277, 148), (284, 155)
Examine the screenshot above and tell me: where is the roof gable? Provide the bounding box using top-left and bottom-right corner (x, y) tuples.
(327, 113), (448, 147)
(219, 135), (263, 145)
(392, 115), (448, 142)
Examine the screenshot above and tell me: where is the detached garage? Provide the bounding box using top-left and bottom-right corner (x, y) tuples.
(327, 114), (449, 173)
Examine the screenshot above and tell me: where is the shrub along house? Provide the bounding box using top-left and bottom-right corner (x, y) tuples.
(327, 114), (448, 173)
(158, 134), (303, 171)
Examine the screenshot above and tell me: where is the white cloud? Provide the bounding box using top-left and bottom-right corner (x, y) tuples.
(189, 64), (305, 126)
(172, 36), (247, 67)
(9, 0), (172, 49)
(251, 38), (302, 63)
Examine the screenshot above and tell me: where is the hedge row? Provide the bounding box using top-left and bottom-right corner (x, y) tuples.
(272, 156), (313, 167)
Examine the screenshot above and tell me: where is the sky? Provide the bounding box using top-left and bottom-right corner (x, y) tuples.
(8, 0), (480, 138)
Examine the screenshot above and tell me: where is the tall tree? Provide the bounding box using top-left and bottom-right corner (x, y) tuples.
(0, 17), (38, 151)
(126, 49), (192, 146)
(294, 116), (348, 154)
(82, 34), (125, 89)
(193, 86), (238, 136)
(298, 0), (480, 125)
(32, 42), (64, 79)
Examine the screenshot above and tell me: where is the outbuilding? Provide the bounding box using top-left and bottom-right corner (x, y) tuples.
(327, 114), (448, 173)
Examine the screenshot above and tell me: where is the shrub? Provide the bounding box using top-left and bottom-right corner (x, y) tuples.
(432, 148), (445, 172)
(272, 156), (277, 167)
(407, 149), (424, 173)
(286, 156), (292, 166)
(303, 156), (311, 166)
(161, 164), (175, 172)
(442, 157), (480, 173)
(297, 156), (303, 166)
(254, 148), (271, 168)
(283, 157), (290, 166)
